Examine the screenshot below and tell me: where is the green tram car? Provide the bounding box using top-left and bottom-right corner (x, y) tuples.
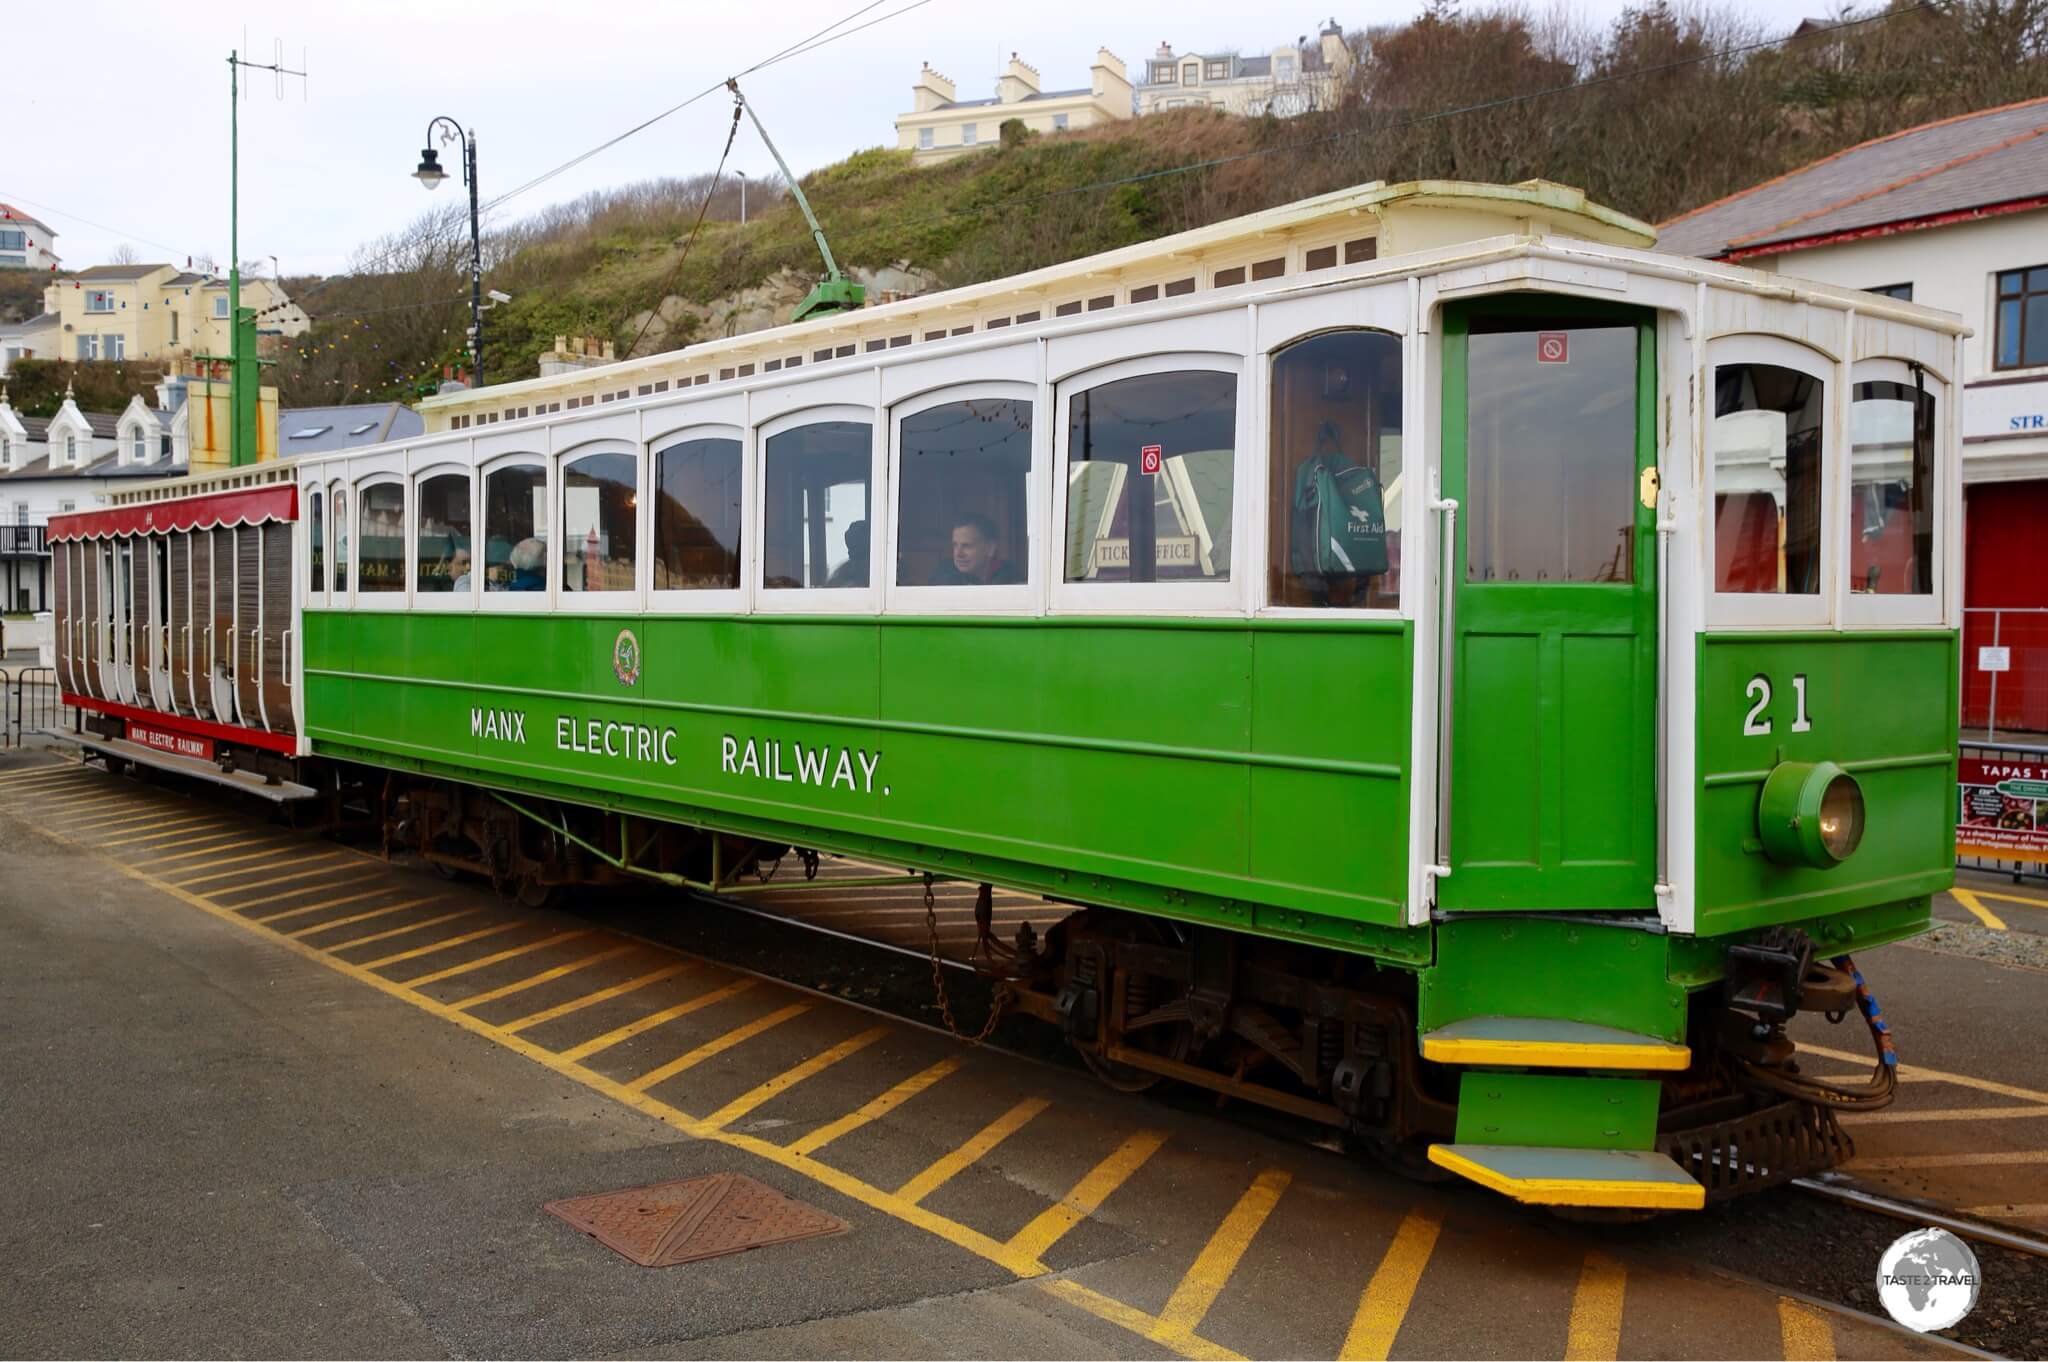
(50, 181), (1964, 1212)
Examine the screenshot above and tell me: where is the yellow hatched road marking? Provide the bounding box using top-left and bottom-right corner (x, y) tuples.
(175, 851), (343, 887)
(897, 1097), (1050, 1205)
(450, 944), (638, 1011)
(357, 920), (525, 971)
(1951, 889), (2008, 931)
(135, 837), (279, 868)
(1974, 886), (2048, 910)
(20, 782), (121, 805)
(701, 1027), (887, 1131)
(186, 858), (349, 895)
(1850, 1105), (2048, 1125)
(1338, 1209), (1442, 1361)
(625, 1003), (811, 1093)
(1040, 1280), (1247, 1362)
(1856, 1149), (2048, 1170)
(0, 763), (80, 783)
(1805, 1043), (2048, 1105)
(33, 791), (133, 814)
(287, 896), (445, 938)
(499, 963), (692, 1035)
(787, 1056), (962, 1157)
(1005, 1129), (1169, 1264)
(1151, 1169), (1290, 1349)
(323, 907), (480, 953)
(58, 806), (186, 832)
(1564, 1252), (1626, 1362)
(239, 871), (387, 915)
(401, 930), (590, 987)
(558, 977), (754, 1062)
(94, 816), (224, 846)
(1777, 1299), (1836, 1361)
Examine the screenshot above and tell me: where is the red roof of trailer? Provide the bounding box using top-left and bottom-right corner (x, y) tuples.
(48, 484), (297, 542)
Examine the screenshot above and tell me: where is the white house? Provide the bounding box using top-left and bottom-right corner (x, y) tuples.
(1136, 20), (1351, 118)
(1659, 94), (2048, 733)
(0, 204), (60, 271)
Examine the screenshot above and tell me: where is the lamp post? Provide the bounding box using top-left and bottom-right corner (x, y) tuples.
(412, 116), (484, 386)
(736, 169), (747, 225)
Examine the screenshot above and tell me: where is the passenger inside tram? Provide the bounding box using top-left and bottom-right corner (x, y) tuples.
(895, 397), (1030, 589)
(1267, 330), (1403, 607)
(930, 513), (1019, 586)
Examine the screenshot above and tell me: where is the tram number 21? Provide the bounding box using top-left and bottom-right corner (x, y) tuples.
(1743, 673), (1812, 736)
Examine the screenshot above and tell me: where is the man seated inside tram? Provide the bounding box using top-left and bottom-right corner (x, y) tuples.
(508, 538), (547, 591)
(826, 521), (870, 588)
(930, 512), (1020, 586)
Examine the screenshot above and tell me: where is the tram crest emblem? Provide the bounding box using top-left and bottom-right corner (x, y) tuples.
(611, 628), (642, 687)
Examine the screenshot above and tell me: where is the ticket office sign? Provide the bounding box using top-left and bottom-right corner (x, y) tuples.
(1958, 755), (2048, 863)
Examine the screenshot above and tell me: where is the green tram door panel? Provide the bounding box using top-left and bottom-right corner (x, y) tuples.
(1438, 306), (1658, 912)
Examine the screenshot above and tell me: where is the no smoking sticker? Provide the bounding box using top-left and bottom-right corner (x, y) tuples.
(1537, 332), (1569, 364)
(1140, 444), (1163, 475)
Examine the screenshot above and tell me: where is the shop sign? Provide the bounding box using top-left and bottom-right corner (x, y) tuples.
(128, 722), (213, 761)
(1959, 755), (2048, 864)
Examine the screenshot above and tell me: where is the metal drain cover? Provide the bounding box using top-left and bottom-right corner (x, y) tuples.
(544, 1173), (849, 1267)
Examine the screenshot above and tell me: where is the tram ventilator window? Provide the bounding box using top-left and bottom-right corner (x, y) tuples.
(763, 421), (872, 590)
(1064, 371), (1235, 583)
(896, 399), (1031, 587)
(1712, 363), (1824, 595)
(1269, 331), (1400, 607)
(654, 438), (742, 590)
(1849, 377), (1934, 596)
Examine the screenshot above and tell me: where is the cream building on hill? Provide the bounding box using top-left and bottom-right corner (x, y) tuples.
(38, 264), (308, 367)
(1137, 20), (1352, 118)
(896, 52), (1133, 162)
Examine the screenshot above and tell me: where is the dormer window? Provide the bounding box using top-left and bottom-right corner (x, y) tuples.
(1183, 62), (1200, 84)
(1151, 62), (1176, 83)
(1205, 59), (1228, 80)
(130, 428), (148, 463)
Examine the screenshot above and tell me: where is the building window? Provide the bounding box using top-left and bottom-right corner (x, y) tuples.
(1064, 370), (1237, 583)
(1994, 266), (2048, 370)
(1183, 62), (1200, 84)
(762, 421), (872, 590)
(66, 435), (77, 462)
(58, 499), (75, 514)
(919, 127), (934, 150)
(77, 335), (98, 361)
(961, 123), (977, 146)
(1053, 113), (1069, 130)
(1151, 62), (1176, 84)
(213, 296), (229, 319)
(0, 255), (22, 268)
(130, 429), (147, 463)
(1306, 245), (1339, 271)
(1865, 282), (1913, 302)
(417, 472), (472, 593)
(169, 311), (178, 343)
(561, 452), (639, 592)
(896, 399), (1032, 588)
(1205, 60), (1228, 80)
(483, 462), (547, 591)
(85, 290), (115, 314)
(1213, 265), (1247, 287)
(0, 229), (23, 250)
(1270, 331), (1401, 608)
(1850, 377), (1935, 596)
(106, 334), (125, 361)
(1129, 284), (1160, 303)
(1713, 362), (1825, 594)
(654, 437), (743, 590)
(357, 483), (406, 592)
(1277, 54), (1296, 80)
(1252, 257), (1285, 281)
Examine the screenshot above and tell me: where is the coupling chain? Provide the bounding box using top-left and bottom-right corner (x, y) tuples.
(925, 875), (1005, 1045)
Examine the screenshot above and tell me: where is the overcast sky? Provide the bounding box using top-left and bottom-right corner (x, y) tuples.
(5, 0), (1790, 280)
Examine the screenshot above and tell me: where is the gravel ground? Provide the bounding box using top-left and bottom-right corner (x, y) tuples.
(1904, 921), (2048, 972)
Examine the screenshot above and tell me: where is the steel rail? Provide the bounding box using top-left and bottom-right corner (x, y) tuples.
(1795, 1174), (2048, 1259)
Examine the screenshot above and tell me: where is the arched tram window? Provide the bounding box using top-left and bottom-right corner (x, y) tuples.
(562, 451), (638, 593)
(308, 487), (323, 594)
(1850, 376), (1935, 597)
(896, 398), (1031, 589)
(653, 437), (742, 591)
(763, 420), (872, 590)
(357, 483), (405, 593)
(1269, 331), (1401, 608)
(1713, 363), (1825, 595)
(483, 461), (547, 593)
(330, 483), (348, 594)
(1064, 371), (1235, 584)
(417, 471), (473, 594)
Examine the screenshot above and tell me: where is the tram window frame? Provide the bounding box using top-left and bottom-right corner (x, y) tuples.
(1050, 353), (1247, 616)
(477, 452), (553, 609)
(411, 463), (477, 609)
(1262, 328), (1404, 615)
(306, 483), (325, 608)
(1705, 334), (1837, 628)
(328, 479), (349, 600)
(353, 475), (408, 597)
(556, 440), (645, 610)
(1843, 356), (1947, 628)
(887, 382), (1040, 616)
(752, 404), (882, 617)
(648, 423), (749, 615)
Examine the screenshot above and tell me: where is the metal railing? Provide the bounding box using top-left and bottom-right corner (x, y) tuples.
(0, 522), (48, 557)
(1963, 606), (2048, 740)
(1957, 736), (2048, 884)
(3, 666), (67, 749)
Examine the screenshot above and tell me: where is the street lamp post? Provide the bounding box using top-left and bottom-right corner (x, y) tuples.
(412, 117), (483, 386)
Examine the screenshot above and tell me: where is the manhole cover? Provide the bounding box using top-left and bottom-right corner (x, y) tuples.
(544, 1173), (849, 1267)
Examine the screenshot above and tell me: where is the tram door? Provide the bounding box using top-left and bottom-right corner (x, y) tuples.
(1436, 303), (1658, 912)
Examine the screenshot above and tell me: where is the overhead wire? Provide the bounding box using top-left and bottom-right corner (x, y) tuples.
(622, 96), (746, 361)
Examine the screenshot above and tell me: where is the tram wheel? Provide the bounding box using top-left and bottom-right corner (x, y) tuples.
(514, 874), (559, 910)
(1070, 917), (1195, 1094)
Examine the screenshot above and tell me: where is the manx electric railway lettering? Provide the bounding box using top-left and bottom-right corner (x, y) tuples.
(45, 179), (1965, 1215)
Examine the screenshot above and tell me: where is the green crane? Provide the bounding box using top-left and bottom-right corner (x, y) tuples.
(727, 79), (865, 323)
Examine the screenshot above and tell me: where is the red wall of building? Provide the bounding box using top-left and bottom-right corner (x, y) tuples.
(1962, 479), (2048, 733)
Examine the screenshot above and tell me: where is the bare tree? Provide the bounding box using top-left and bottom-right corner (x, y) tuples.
(108, 243), (139, 265)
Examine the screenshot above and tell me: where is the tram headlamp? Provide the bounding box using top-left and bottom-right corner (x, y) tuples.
(1757, 761), (1865, 869)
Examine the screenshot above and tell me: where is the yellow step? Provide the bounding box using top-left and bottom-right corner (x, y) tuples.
(1420, 1016), (1690, 1071)
(1429, 1143), (1705, 1211)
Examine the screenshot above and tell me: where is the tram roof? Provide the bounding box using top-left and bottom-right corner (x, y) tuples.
(419, 178), (1657, 427)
